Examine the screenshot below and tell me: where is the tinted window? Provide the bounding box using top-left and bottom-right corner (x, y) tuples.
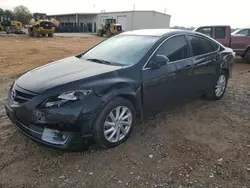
(236, 29), (249, 36)
(215, 27), (226, 39)
(188, 35), (218, 56)
(196, 27), (212, 37)
(156, 35), (189, 62)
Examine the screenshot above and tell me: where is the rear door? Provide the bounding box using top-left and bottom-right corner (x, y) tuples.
(187, 34), (220, 94)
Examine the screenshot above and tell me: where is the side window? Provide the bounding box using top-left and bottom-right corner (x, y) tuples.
(156, 35), (189, 62)
(188, 35), (219, 56)
(215, 27), (226, 39)
(236, 29), (249, 36)
(196, 27), (212, 37)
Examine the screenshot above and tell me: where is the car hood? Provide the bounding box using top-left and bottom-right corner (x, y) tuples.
(16, 56), (123, 93)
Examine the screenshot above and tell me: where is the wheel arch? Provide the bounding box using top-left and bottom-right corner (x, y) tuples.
(243, 45), (250, 56)
(100, 85), (143, 121)
(118, 94), (142, 119)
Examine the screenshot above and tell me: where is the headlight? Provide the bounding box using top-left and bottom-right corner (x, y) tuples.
(42, 90), (92, 108)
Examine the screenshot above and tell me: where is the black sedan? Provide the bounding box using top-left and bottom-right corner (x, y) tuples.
(5, 29), (234, 150)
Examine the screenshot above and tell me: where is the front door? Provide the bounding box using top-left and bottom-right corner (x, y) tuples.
(142, 35), (193, 116)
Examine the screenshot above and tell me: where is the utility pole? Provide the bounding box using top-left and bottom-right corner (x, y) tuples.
(132, 3), (135, 30)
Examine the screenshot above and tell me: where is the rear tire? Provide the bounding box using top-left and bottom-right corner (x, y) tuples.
(205, 71), (228, 100)
(97, 29), (103, 37)
(93, 97), (136, 149)
(48, 33), (54, 37)
(41, 34), (46, 37)
(34, 27), (40, 37)
(244, 49), (250, 64)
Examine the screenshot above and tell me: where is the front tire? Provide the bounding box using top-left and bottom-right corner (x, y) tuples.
(106, 30), (112, 37)
(244, 50), (250, 64)
(28, 28), (34, 36)
(205, 71), (228, 100)
(93, 97), (136, 148)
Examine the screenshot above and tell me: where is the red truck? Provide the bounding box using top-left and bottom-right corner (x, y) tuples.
(194, 25), (250, 63)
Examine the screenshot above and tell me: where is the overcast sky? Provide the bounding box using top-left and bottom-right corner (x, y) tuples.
(1, 0), (250, 28)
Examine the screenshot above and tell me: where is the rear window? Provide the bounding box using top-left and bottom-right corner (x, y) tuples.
(188, 35), (219, 56)
(215, 27), (226, 39)
(196, 27), (212, 37)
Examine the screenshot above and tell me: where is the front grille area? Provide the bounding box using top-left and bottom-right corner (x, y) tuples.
(12, 88), (36, 103)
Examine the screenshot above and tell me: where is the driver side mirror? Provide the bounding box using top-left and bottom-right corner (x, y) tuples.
(151, 55), (169, 69)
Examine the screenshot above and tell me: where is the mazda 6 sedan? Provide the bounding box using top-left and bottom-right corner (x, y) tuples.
(5, 29), (234, 150)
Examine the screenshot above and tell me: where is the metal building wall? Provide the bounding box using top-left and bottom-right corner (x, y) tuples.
(132, 11), (171, 30)
(49, 11), (171, 33)
(98, 11), (171, 32)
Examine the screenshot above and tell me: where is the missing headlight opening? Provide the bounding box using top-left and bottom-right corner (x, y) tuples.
(43, 90), (93, 108)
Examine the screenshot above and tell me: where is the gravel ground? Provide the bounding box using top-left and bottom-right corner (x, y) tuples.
(0, 36), (250, 188)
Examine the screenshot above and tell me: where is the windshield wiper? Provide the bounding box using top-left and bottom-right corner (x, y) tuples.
(87, 58), (112, 65)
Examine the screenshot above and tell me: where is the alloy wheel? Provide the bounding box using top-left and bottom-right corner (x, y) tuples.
(103, 106), (132, 143)
(215, 74), (226, 97)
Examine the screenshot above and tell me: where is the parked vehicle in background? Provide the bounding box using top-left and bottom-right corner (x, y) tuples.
(28, 13), (60, 37)
(194, 25), (250, 63)
(97, 18), (123, 37)
(1, 20), (25, 34)
(0, 23), (4, 31)
(5, 29), (234, 150)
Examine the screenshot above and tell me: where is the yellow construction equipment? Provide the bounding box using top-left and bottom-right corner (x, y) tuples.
(97, 18), (123, 37)
(0, 23), (4, 31)
(28, 13), (60, 37)
(1, 20), (25, 34)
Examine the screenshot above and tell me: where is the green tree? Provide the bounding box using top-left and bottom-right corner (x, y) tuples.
(13, 5), (31, 24)
(0, 8), (4, 16)
(4, 9), (15, 20)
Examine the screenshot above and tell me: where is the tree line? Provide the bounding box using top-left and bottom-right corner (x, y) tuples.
(0, 5), (31, 24)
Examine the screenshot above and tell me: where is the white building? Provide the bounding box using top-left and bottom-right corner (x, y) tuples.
(47, 10), (171, 33)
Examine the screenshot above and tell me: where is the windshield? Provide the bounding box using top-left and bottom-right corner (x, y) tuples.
(82, 35), (160, 66)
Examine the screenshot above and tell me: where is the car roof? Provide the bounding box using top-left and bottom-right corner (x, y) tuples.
(195, 25), (230, 28)
(120, 29), (195, 37)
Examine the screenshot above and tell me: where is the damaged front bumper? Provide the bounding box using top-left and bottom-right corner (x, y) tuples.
(5, 103), (90, 150)
(5, 84), (102, 150)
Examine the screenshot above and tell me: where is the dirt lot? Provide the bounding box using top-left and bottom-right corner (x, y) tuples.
(0, 35), (250, 188)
